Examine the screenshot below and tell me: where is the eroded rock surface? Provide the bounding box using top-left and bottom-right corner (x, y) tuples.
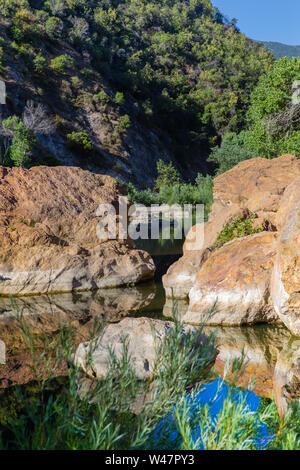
(0, 166), (155, 295)
(271, 177), (300, 336)
(211, 154), (300, 228)
(163, 154), (300, 332)
(184, 232), (279, 326)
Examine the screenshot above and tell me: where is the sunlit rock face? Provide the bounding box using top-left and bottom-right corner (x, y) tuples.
(163, 205), (250, 299)
(165, 152), (300, 300)
(273, 337), (300, 416)
(184, 232), (279, 326)
(271, 176), (300, 336)
(211, 154), (300, 230)
(0, 166), (155, 295)
(163, 154), (300, 335)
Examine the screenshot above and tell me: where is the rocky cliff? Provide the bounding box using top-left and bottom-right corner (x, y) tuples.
(163, 154), (300, 336)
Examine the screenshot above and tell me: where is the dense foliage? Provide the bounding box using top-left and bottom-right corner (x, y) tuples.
(208, 132), (256, 175)
(122, 160), (213, 211)
(244, 57), (300, 158)
(209, 57), (300, 170)
(0, 0), (273, 170)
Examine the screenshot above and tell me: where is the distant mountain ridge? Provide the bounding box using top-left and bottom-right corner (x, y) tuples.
(260, 41), (300, 58)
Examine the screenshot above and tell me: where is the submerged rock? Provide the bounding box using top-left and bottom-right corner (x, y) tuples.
(0, 166), (155, 295)
(73, 317), (200, 381)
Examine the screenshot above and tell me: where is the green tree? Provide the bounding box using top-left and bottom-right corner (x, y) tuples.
(208, 132), (257, 175)
(244, 57), (300, 158)
(2, 116), (37, 167)
(45, 16), (64, 39)
(155, 160), (181, 190)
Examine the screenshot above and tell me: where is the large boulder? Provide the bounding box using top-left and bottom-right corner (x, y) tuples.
(163, 155), (300, 301)
(163, 205), (250, 298)
(183, 232), (279, 326)
(271, 176), (300, 336)
(73, 317), (198, 381)
(211, 154), (300, 228)
(0, 166), (155, 295)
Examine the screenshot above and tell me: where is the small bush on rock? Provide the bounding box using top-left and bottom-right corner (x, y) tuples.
(215, 214), (263, 249)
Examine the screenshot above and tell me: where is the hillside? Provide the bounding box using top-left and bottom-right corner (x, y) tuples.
(0, 0), (273, 186)
(262, 41), (300, 58)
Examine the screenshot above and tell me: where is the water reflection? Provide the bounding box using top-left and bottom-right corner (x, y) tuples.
(0, 284), (156, 387)
(0, 282), (299, 414)
(274, 337), (300, 416)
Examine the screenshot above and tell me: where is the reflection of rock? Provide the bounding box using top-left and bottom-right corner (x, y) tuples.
(163, 297), (189, 319)
(0, 166), (155, 295)
(0, 351), (67, 389)
(273, 337), (300, 416)
(0, 286), (156, 388)
(184, 232), (279, 326)
(205, 325), (291, 399)
(0, 285), (155, 352)
(74, 317), (197, 381)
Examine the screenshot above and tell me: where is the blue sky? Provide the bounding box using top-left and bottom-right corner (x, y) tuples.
(212, 0), (300, 45)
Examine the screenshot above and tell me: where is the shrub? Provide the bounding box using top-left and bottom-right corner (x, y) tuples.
(119, 114), (131, 129)
(114, 92), (125, 106)
(1, 116), (36, 167)
(66, 131), (93, 154)
(208, 132), (257, 175)
(50, 54), (74, 74)
(155, 160), (181, 190)
(95, 90), (110, 104)
(45, 16), (64, 39)
(33, 53), (47, 74)
(214, 214), (263, 249)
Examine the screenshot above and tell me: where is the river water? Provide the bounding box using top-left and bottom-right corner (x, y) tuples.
(0, 230), (298, 422)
